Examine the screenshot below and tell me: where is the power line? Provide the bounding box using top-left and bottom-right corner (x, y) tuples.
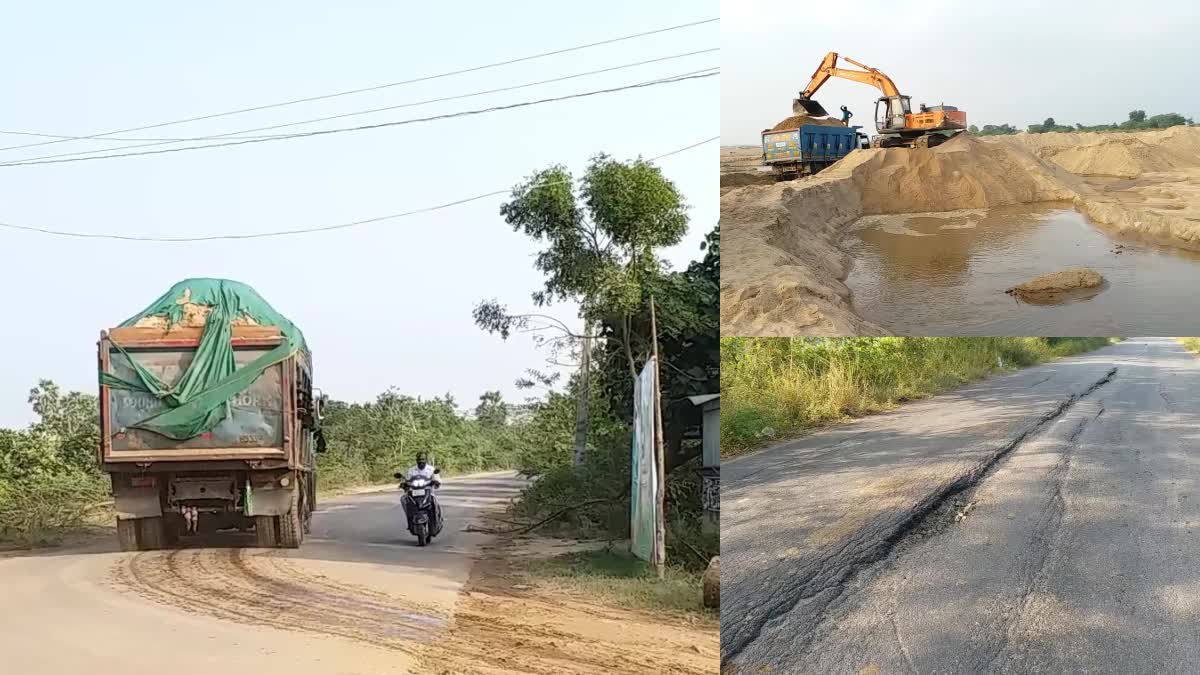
(0, 135), (718, 242)
(0, 48), (718, 163)
(0, 70), (718, 167)
(0, 17), (718, 154)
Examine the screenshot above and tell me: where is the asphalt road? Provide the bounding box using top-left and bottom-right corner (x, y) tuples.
(0, 471), (524, 675)
(722, 338), (1200, 674)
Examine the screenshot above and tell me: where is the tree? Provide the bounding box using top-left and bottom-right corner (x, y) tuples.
(1129, 109), (1147, 123)
(1043, 117), (1056, 128)
(968, 124), (979, 134)
(481, 153), (689, 380)
(475, 154), (690, 469)
(26, 380), (99, 475)
(474, 391), (508, 428)
(595, 225), (719, 469)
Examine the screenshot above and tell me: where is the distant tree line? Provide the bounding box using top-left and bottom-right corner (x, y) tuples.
(968, 110), (1194, 136)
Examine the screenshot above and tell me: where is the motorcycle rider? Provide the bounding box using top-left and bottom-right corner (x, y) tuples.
(400, 452), (442, 534)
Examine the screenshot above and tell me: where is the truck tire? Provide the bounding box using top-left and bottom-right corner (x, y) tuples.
(276, 484), (303, 549)
(137, 517), (165, 550)
(254, 515), (278, 547)
(117, 518), (139, 552)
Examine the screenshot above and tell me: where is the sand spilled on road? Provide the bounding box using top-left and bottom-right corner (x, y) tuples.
(722, 127), (1200, 335)
(417, 536), (718, 675)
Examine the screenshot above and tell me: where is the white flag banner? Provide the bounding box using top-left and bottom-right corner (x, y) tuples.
(630, 357), (658, 562)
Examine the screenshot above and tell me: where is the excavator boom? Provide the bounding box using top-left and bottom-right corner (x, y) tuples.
(794, 52), (904, 116)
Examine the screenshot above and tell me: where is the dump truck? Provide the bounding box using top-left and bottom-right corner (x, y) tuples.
(97, 279), (325, 551)
(761, 123), (868, 179)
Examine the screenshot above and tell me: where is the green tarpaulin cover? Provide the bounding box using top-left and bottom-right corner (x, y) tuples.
(99, 278), (306, 440)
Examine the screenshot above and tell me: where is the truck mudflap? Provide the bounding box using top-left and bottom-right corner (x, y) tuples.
(245, 481), (296, 517)
(112, 484), (162, 519)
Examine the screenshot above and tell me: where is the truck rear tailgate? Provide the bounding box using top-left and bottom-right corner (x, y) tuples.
(101, 329), (288, 462)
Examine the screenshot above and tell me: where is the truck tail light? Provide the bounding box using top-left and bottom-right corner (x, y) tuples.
(131, 476), (156, 488)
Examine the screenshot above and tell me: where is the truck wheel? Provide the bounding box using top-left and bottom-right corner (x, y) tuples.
(275, 485), (303, 549)
(117, 518), (139, 552)
(137, 517), (165, 551)
(254, 515), (278, 547)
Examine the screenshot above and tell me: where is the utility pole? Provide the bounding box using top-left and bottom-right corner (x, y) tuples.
(650, 295), (666, 579)
(573, 320), (591, 468)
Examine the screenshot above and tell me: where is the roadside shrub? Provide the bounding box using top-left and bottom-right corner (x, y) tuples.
(722, 337), (1117, 454)
(0, 473), (108, 547)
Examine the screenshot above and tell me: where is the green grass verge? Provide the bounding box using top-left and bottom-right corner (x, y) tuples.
(721, 337), (1120, 457)
(524, 549), (713, 617)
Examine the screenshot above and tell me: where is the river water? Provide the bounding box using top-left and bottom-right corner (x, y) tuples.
(843, 202), (1200, 335)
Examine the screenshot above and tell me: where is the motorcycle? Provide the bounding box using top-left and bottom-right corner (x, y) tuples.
(395, 468), (443, 546)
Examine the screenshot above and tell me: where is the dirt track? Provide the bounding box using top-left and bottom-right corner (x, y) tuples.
(721, 127), (1200, 336)
(0, 472), (714, 674)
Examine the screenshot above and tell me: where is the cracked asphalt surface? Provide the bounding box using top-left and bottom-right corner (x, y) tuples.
(721, 338), (1200, 673)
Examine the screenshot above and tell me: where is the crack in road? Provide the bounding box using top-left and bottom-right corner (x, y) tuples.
(723, 367), (1119, 666)
(985, 401), (1106, 670)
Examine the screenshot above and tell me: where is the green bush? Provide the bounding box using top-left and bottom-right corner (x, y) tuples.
(721, 337), (1116, 454)
(0, 473), (108, 547)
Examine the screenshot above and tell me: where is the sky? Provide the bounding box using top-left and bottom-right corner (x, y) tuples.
(722, 0), (1200, 145)
(0, 1), (719, 428)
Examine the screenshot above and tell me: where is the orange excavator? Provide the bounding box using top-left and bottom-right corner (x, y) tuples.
(794, 52), (967, 149)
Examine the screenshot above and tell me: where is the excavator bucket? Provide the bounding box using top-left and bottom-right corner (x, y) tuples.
(792, 97), (829, 117)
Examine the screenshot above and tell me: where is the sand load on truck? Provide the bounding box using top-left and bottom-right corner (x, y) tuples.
(102, 278), (307, 440)
(769, 114), (846, 131)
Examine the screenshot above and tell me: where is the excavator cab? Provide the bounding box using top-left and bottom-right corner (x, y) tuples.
(875, 95), (912, 133)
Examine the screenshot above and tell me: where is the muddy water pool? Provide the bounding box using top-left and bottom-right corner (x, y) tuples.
(843, 202), (1200, 335)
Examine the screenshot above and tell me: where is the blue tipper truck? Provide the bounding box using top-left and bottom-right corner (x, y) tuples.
(761, 124), (868, 180)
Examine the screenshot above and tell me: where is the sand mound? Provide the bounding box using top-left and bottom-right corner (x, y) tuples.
(724, 128), (1200, 335)
(1046, 138), (1192, 178)
(823, 134), (1082, 213)
(1006, 267), (1106, 304)
(769, 114), (845, 131)
(986, 127), (1200, 177)
(722, 135), (1087, 335)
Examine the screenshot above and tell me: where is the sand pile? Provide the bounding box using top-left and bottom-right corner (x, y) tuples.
(824, 134), (1082, 213)
(1043, 137), (1192, 178)
(722, 134), (1086, 335)
(724, 127), (1200, 335)
(1006, 267), (1106, 304)
(769, 114), (845, 131)
(986, 127), (1200, 177)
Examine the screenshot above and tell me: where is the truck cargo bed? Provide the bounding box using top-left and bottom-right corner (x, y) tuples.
(99, 325), (299, 467)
